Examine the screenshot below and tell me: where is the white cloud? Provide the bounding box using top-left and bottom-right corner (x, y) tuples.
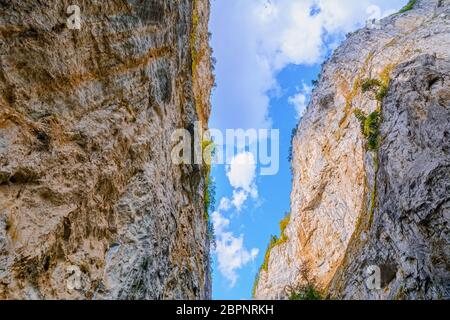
(226, 152), (258, 210)
(227, 152), (257, 193)
(211, 0), (405, 130)
(251, 0), (405, 70)
(231, 190), (248, 211)
(289, 93), (308, 118)
(212, 211), (259, 287)
(289, 82), (313, 118)
(210, 153), (260, 285)
(218, 197), (231, 211)
(212, 211), (230, 234)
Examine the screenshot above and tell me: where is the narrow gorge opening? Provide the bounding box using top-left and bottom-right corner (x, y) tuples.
(207, 0), (449, 300)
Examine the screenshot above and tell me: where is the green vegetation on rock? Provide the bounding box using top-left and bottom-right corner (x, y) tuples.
(354, 109), (381, 151)
(361, 78), (382, 93)
(203, 139), (216, 242)
(360, 77), (388, 102)
(286, 262), (324, 300)
(289, 285), (323, 300)
(252, 213), (291, 298)
(204, 175), (215, 218)
(399, 0), (417, 13)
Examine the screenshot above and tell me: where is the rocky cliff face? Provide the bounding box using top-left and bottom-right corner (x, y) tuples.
(0, 0), (213, 299)
(255, 0), (450, 300)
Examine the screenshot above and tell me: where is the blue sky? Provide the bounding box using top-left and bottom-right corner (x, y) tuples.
(208, 0), (406, 300)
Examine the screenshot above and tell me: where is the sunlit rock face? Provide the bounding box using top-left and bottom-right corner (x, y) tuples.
(0, 0), (213, 299)
(255, 0), (450, 300)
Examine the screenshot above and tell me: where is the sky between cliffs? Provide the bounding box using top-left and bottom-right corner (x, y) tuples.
(209, 0), (406, 299)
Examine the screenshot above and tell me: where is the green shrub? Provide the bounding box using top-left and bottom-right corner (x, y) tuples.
(252, 269), (261, 298)
(203, 175), (215, 243)
(279, 213), (290, 236)
(375, 84), (388, 102)
(286, 262), (323, 300)
(360, 78), (389, 102)
(202, 139), (215, 166)
(202, 139), (215, 214)
(261, 235), (278, 272)
(288, 126), (298, 164)
(364, 111), (381, 150)
(260, 214), (291, 272)
(201, 138), (216, 243)
(252, 214), (292, 297)
(353, 109), (381, 151)
(354, 108), (367, 132)
(289, 285), (323, 300)
(252, 235), (278, 298)
(207, 220), (215, 245)
(399, 0), (416, 13)
(363, 111), (379, 137)
(204, 175), (215, 217)
(278, 213), (290, 243)
(361, 78), (382, 93)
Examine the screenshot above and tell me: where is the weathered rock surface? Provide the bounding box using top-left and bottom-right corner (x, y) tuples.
(255, 0), (450, 300)
(0, 0), (213, 299)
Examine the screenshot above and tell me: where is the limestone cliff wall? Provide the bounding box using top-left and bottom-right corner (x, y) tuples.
(255, 0), (450, 300)
(0, 0), (213, 299)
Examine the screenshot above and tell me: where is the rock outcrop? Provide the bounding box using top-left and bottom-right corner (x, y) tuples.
(255, 0), (450, 300)
(0, 0), (213, 299)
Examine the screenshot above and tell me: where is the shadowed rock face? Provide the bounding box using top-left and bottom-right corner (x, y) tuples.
(0, 0), (213, 299)
(328, 54), (450, 300)
(255, 0), (450, 300)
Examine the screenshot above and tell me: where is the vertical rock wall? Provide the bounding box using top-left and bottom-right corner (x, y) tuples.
(0, 0), (213, 299)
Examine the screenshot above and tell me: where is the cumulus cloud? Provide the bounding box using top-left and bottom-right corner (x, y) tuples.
(210, 152), (261, 285)
(211, 211), (230, 235)
(289, 93), (308, 118)
(226, 152), (258, 210)
(289, 82), (313, 118)
(227, 152), (257, 193)
(210, 0), (405, 130)
(212, 211), (259, 286)
(218, 197), (231, 211)
(231, 190), (248, 211)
